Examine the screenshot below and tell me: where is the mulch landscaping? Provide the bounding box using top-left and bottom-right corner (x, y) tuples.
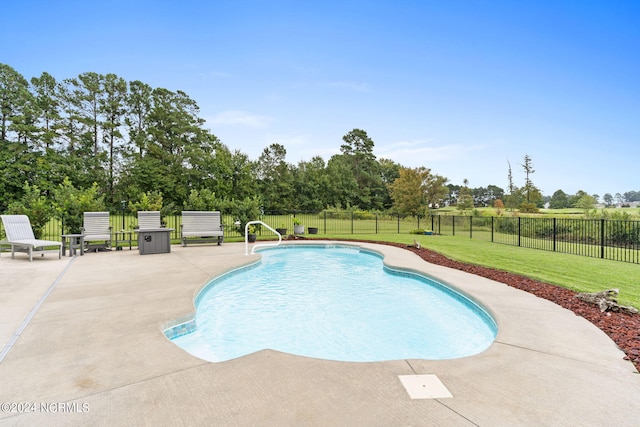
(376, 241), (640, 371)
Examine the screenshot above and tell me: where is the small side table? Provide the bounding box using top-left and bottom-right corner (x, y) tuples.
(115, 230), (134, 251)
(61, 234), (85, 257)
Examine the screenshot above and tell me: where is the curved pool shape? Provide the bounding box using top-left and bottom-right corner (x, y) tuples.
(169, 245), (497, 362)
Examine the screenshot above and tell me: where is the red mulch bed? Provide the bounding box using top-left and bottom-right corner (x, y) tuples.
(366, 240), (640, 371)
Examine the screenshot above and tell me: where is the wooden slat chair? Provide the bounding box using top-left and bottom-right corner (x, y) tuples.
(0, 215), (62, 262)
(180, 211), (224, 246)
(137, 211), (161, 230)
(82, 211), (112, 252)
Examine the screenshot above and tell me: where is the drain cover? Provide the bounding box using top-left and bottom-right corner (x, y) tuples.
(398, 374), (453, 399)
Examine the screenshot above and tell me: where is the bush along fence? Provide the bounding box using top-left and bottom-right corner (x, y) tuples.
(1, 212), (638, 264)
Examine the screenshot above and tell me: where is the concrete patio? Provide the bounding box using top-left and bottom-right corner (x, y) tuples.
(1, 241), (638, 426)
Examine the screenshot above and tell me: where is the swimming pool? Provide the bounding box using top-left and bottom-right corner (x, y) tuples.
(169, 244), (497, 362)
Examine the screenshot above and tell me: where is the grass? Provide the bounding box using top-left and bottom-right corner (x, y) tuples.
(313, 232), (640, 309)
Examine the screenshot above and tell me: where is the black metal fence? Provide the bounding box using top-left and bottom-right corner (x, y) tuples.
(2, 212), (639, 264)
(428, 215), (640, 264)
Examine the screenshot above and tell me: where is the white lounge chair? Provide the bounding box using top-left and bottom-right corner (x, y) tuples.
(82, 211), (112, 252)
(137, 211), (161, 230)
(0, 215), (62, 262)
(181, 211), (224, 246)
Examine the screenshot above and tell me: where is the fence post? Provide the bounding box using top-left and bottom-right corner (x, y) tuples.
(452, 215), (455, 236)
(397, 215), (400, 234)
(553, 217), (557, 252)
(351, 212), (354, 234)
(470, 215), (473, 239)
(600, 218), (605, 259)
(376, 213), (378, 234)
(492, 216), (496, 242)
(324, 211), (327, 234)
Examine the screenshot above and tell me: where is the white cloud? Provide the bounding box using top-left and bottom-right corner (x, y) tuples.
(208, 110), (273, 128)
(377, 140), (486, 167)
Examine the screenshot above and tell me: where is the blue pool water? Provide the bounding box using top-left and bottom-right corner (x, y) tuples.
(170, 245), (497, 362)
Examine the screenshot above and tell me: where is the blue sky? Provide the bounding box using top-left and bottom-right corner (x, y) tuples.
(4, 0), (639, 198)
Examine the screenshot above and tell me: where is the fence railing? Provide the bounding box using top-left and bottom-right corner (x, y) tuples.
(428, 215), (640, 264)
(1, 212), (639, 264)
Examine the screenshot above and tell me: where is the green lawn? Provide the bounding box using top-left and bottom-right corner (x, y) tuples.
(311, 232), (640, 309)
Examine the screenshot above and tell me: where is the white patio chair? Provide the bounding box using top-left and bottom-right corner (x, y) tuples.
(0, 215), (62, 262)
(82, 211), (112, 252)
(137, 211), (161, 230)
(180, 211), (224, 246)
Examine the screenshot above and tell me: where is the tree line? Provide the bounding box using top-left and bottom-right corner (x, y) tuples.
(0, 63), (441, 221)
(1, 63), (637, 233)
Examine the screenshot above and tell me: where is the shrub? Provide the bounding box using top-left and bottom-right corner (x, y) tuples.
(495, 217), (518, 234)
(52, 178), (105, 234)
(221, 197), (261, 235)
(519, 203), (539, 213)
(183, 188), (220, 211)
(6, 182), (54, 238)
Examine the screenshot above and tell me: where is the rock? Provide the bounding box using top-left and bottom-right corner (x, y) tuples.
(575, 289), (639, 314)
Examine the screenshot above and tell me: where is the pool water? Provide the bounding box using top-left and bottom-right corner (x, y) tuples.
(171, 245), (497, 362)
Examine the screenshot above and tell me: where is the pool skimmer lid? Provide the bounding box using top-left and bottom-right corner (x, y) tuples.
(398, 374), (453, 399)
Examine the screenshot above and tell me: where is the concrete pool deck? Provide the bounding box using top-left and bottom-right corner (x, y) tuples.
(0, 241), (638, 425)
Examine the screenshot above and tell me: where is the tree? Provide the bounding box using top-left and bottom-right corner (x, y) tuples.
(125, 80), (153, 157)
(624, 191), (640, 202)
(388, 167), (448, 217)
(227, 149), (255, 201)
(378, 158), (401, 209)
(294, 156), (329, 212)
(326, 154), (359, 209)
(457, 179), (474, 212)
(100, 73), (127, 204)
(549, 189), (570, 209)
(569, 190), (589, 208)
(0, 63), (31, 142)
(255, 143), (294, 212)
(446, 184), (460, 206)
(615, 193), (623, 205)
(603, 193), (614, 207)
(65, 72), (105, 164)
(388, 167), (426, 217)
(520, 154), (536, 204)
(575, 194), (597, 212)
(505, 160), (521, 210)
(134, 87), (218, 208)
(472, 185), (504, 207)
(30, 72), (60, 150)
(335, 128), (385, 210)
(55, 76), (108, 191)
